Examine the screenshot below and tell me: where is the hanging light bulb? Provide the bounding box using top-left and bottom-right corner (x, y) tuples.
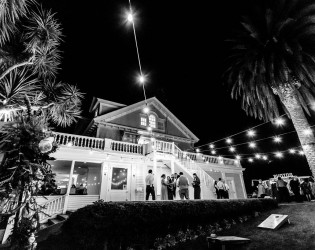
(143, 106), (149, 113)
(275, 152), (283, 158)
(255, 154), (261, 159)
(247, 130), (255, 137)
(209, 144), (214, 149)
(147, 126), (152, 131)
(196, 149), (200, 153)
(303, 128), (312, 136)
(273, 136), (282, 143)
(226, 138), (232, 144)
(249, 142), (256, 148)
(229, 146), (235, 152)
(211, 150), (216, 155)
(138, 74), (146, 84)
(127, 12), (134, 23)
(289, 149), (295, 154)
(248, 158), (254, 162)
(299, 150), (305, 155)
(275, 118), (285, 126)
(262, 155), (268, 160)
(235, 155), (241, 160)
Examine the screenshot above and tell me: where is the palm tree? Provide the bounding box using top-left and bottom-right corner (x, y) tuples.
(0, 1), (82, 247)
(0, 1), (83, 126)
(225, 0), (315, 177)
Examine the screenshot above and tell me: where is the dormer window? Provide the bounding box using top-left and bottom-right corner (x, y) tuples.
(140, 117), (147, 126)
(149, 115), (156, 128)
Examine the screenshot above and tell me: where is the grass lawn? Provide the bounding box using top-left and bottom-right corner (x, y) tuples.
(38, 201), (315, 250)
(187, 201), (315, 250)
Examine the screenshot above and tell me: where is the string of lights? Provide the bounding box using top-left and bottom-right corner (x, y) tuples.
(195, 114), (287, 150)
(126, 0), (148, 105)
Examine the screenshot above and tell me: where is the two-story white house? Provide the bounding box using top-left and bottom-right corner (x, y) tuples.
(39, 97), (247, 221)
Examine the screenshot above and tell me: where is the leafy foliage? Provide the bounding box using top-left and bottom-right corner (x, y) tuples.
(225, 0), (315, 120)
(0, 106), (58, 248)
(0, 0), (83, 127)
(58, 199), (278, 250)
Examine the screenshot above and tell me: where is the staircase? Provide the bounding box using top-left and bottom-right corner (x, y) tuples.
(38, 214), (70, 242)
(153, 140), (217, 199)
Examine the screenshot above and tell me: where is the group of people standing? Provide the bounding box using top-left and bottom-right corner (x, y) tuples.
(254, 176), (315, 202)
(145, 170), (201, 200)
(214, 178), (230, 199)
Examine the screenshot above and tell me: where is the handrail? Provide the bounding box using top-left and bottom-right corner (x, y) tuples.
(52, 132), (145, 155)
(39, 195), (65, 222)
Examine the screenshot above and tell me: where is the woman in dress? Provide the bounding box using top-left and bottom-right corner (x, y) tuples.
(257, 179), (265, 198)
(166, 176), (174, 200)
(301, 178), (312, 202)
(161, 174), (168, 200)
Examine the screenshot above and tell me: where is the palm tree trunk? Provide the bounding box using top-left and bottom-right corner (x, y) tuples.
(278, 85), (315, 178)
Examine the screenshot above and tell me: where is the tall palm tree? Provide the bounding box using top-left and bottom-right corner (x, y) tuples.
(225, 0), (315, 177)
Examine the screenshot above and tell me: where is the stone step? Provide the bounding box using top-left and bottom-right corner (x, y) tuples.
(57, 214), (69, 221)
(48, 218), (62, 225)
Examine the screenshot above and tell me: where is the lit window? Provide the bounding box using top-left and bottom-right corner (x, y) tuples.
(149, 115), (156, 128)
(140, 117), (147, 126)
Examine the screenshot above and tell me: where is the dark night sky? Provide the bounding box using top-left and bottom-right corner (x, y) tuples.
(41, 0), (313, 189)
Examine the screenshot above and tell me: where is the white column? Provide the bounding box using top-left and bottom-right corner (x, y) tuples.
(171, 158), (175, 174)
(153, 151), (157, 195)
(100, 162), (108, 201)
(63, 160), (75, 214)
(240, 172), (247, 199)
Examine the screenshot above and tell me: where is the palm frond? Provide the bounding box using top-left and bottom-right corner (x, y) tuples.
(24, 6), (62, 52)
(0, 0), (34, 46)
(0, 68), (38, 106)
(225, 0), (315, 121)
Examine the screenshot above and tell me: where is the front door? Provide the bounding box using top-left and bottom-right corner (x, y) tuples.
(226, 178), (237, 199)
(108, 164), (131, 201)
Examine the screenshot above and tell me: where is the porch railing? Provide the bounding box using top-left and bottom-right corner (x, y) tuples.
(152, 140), (238, 167)
(39, 195), (65, 223)
(53, 132), (145, 155)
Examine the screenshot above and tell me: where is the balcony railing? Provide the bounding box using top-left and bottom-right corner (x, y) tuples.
(52, 132), (238, 166)
(53, 132), (145, 155)
(152, 139), (238, 167)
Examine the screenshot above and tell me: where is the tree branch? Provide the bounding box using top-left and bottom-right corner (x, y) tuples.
(0, 60), (33, 81)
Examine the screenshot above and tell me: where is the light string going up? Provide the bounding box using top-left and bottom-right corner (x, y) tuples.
(127, 0), (148, 106)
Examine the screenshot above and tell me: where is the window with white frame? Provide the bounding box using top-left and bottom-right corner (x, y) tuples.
(149, 115), (156, 128)
(140, 117), (147, 126)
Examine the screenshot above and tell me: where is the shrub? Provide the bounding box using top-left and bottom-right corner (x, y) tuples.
(59, 199), (277, 250)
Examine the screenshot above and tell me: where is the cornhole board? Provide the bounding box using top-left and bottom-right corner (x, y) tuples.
(207, 236), (250, 250)
(258, 214), (289, 230)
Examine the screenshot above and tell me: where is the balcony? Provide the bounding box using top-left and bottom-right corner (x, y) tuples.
(52, 132), (239, 167)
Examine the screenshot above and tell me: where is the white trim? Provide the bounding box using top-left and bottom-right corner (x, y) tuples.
(63, 160), (75, 214)
(240, 172), (247, 199)
(94, 97), (199, 142)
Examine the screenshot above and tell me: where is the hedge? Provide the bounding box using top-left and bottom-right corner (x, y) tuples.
(55, 199), (278, 250)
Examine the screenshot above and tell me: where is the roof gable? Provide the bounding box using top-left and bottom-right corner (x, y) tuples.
(94, 97), (199, 142)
